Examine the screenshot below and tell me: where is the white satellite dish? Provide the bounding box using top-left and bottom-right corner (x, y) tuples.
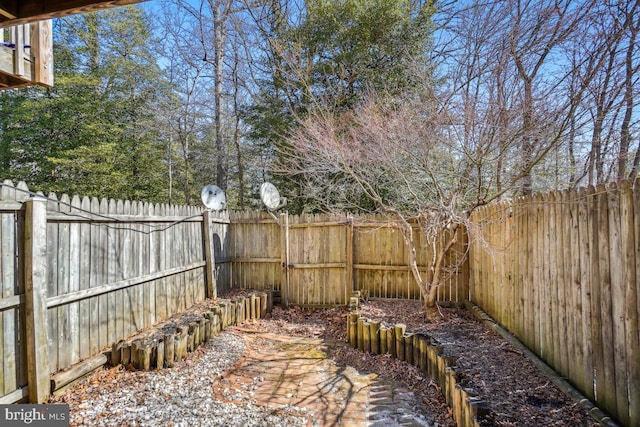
(260, 182), (287, 211)
(201, 184), (226, 211)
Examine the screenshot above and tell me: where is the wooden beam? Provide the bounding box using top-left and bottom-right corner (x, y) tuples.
(23, 196), (50, 404)
(0, 1), (17, 20)
(0, 0), (147, 28)
(46, 261), (207, 308)
(0, 71), (31, 88)
(202, 210), (216, 300)
(0, 386), (28, 404)
(32, 20), (53, 86)
(50, 353), (107, 393)
(0, 294), (23, 311)
(12, 24), (23, 76)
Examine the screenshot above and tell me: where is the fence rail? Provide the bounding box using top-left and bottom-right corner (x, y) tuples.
(469, 180), (640, 427)
(0, 180), (467, 405)
(0, 180), (221, 404)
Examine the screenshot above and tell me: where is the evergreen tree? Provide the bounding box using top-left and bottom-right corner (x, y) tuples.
(0, 6), (170, 202)
(244, 0), (436, 212)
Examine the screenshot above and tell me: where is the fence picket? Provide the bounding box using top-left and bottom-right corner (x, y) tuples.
(1, 181), (17, 395)
(57, 194), (72, 372)
(577, 187), (594, 399)
(2, 178), (638, 424)
(556, 190), (569, 379)
(88, 197), (100, 355)
(535, 193), (545, 357)
(68, 195), (81, 366)
(98, 198), (109, 350)
(146, 202), (156, 326)
(513, 198), (524, 339)
(568, 189), (583, 393)
(631, 178), (640, 424)
(620, 180), (638, 425)
(523, 199), (533, 351)
(608, 183), (629, 426)
(107, 199), (117, 347)
(79, 197), (91, 360)
(597, 184), (617, 419)
(157, 204), (167, 320)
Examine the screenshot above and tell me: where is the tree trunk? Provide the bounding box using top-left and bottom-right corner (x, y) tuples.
(619, 11), (637, 181)
(86, 13), (99, 76)
(424, 298), (440, 321)
(232, 45), (245, 208)
(214, 2), (228, 190)
(398, 214), (460, 321)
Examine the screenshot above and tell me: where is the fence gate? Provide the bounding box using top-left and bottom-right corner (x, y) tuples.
(282, 214), (353, 307)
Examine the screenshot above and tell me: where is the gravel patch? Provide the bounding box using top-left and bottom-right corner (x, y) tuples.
(51, 332), (312, 427)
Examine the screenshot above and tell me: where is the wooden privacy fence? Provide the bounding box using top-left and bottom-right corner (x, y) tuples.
(0, 180), (226, 404)
(353, 214), (468, 302)
(469, 180), (640, 427)
(6, 177), (634, 424)
(223, 211), (469, 307)
(0, 180), (468, 404)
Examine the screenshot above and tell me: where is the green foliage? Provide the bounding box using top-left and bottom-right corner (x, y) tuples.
(245, 0), (435, 213)
(295, 0), (434, 107)
(0, 6), (170, 203)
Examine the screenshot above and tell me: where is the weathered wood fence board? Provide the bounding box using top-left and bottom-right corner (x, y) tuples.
(286, 213), (350, 306)
(352, 215), (469, 302)
(0, 182), (28, 400)
(470, 180), (640, 427)
(41, 196), (207, 375)
(225, 212), (469, 307)
(0, 180), (219, 404)
(226, 211), (281, 295)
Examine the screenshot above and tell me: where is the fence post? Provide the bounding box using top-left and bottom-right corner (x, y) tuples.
(346, 215), (354, 296)
(280, 212), (289, 307)
(23, 196), (50, 403)
(202, 210), (216, 300)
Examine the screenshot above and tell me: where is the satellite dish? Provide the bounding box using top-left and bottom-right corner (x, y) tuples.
(260, 182), (287, 211)
(201, 184), (226, 211)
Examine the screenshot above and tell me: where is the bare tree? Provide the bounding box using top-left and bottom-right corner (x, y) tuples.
(169, 0), (251, 192)
(276, 94), (478, 320)
(156, 1), (215, 204)
(434, 0), (617, 194)
(273, 0), (637, 318)
(619, 0), (640, 180)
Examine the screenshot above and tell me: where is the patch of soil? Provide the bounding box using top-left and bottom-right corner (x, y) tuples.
(237, 297), (599, 427)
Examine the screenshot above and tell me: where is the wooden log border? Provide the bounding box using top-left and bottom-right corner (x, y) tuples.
(346, 306), (488, 427)
(345, 301), (620, 427)
(50, 292), (271, 395)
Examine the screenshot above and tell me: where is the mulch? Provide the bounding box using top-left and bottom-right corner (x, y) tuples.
(50, 290), (603, 426)
(239, 298), (601, 427)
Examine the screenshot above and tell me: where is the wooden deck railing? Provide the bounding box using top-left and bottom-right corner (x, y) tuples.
(0, 20), (52, 89)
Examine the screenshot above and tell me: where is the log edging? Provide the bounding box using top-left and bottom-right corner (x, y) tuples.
(50, 292), (270, 395)
(347, 297), (619, 427)
(347, 300), (489, 427)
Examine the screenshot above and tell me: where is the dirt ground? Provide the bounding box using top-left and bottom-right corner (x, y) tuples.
(239, 298), (600, 427)
(51, 293), (603, 426)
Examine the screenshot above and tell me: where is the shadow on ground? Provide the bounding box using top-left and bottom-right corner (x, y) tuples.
(216, 331), (433, 427)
